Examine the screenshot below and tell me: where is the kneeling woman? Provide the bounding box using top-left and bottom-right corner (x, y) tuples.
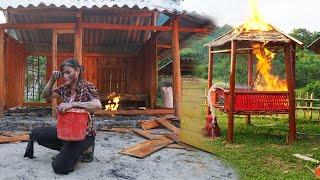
(24, 58), (102, 174)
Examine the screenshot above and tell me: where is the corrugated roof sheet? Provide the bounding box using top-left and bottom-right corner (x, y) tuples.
(0, 0), (185, 13)
(0, 0), (215, 56)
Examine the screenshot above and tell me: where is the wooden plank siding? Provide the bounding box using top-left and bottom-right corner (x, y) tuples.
(42, 54), (157, 107)
(138, 38), (157, 108)
(4, 35), (27, 109)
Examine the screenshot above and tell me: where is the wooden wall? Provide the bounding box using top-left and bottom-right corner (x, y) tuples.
(45, 54), (141, 93)
(33, 40), (157, 108)
(96, 56), (140, 95)
(138, 38), (157, 108)
(4, 35), (27, 109)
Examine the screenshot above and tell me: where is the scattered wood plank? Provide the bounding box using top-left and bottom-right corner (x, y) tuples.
(131, 129), (163, 140)
(164, 132), (180, 143)
(120, 137), (174, 158)
(0, 134), (29, 143)
(99, 127), (132, 134)
(0, 131), (29, 137)
(138, 119), (160, 130)
(293, 154), (320, 163)
(167, 143), (186, 149)
(156, 119), (180, 134)
(166, 143), (195, 151)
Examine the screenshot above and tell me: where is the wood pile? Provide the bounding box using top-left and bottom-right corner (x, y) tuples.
(0, 131), (29, 143)
(99, 117), (194, 158)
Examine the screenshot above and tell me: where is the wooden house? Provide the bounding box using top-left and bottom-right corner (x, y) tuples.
(0, 0), (215, 117)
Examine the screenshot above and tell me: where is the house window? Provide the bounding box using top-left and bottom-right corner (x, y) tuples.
(24, 56), (47, 102)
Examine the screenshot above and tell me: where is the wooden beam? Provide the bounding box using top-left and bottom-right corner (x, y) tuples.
(29, 52), (138, 58)
(149, 38), (157, 108)
(179, 27), (210, 34)
(245, 50), (254, 125)
(0, 22), (209, 34)
(0, 29), (5, 117)
(74, 11), (83, 64)
(56, 29), (75, 34)
(0, 23), (75, 30)
(291, 44), (296, 89)
(211, 48), (252, 54)
(82, 23), (171, 31)
(171, 16), (182, 118)
(157, 44), (172, 49)
(94, 109), (174, 116)
(285, 43), (296, 143)
(52, 29), (58, 118)
(206, 46), (213, 116)
(227, 40), (237, 143)
(208, 46), (214, 88)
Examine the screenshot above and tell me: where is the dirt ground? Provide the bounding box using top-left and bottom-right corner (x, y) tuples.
(0, 131), (237, 180)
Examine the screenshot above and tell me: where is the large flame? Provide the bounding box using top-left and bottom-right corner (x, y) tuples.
(252, 43), (287, 91)
(242, 0), (273, 32)
(105, 95), (121, 111)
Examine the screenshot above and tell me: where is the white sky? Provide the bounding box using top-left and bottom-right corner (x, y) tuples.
(182, 0), (320, 33)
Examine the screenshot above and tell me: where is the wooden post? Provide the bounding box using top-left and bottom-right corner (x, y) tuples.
(74, 11), (83, 64)
(0, 29), (5, 117)
(291, 44), (296, 89)
(284, 43), (296, 143)
(150, 38), (157, 108)
(206, 46), (213, 115)
(52, 29), (58, 118)
(310, 93), (314, 120)
(245, 50), (253, 125)
(171, 16), (182, 118)
(227, 41), (237, 142)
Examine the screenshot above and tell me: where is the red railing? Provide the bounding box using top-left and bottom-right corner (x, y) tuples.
(210, 87), (289, 114)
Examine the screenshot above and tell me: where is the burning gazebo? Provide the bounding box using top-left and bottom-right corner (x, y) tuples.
(204, 12), (303, 143)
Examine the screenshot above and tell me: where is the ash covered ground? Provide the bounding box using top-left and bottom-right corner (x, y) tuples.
(0, 107), (237, 180)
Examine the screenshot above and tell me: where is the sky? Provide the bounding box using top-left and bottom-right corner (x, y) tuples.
(181, 0), (320, 33)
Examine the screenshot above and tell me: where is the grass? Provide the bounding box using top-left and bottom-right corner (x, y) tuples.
(180, 79), (320, 180)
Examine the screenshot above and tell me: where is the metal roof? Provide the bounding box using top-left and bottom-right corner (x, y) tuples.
(0, 0), (184, 13)
(158, 57), (196, 76)
(204, 24), (303, 49)
(0, 1), (215, 55)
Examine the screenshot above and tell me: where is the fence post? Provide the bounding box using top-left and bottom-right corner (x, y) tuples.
(304, 92), (308, 118)
(310, 93), (314, 120)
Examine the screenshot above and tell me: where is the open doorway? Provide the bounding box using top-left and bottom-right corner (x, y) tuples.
(24, 56), (47, 102)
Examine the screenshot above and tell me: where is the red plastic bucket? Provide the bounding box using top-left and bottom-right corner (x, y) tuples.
(57, 108), (89, 141)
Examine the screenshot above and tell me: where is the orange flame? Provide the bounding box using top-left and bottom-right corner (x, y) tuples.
(252, 43), (287, 91)
(105, 95), (121, 111)
(242, 0), (273, 32)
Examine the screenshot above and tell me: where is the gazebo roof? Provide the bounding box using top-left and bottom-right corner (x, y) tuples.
(308, 36), (320, 54)
(0, 0), (215, 56)
(204, 24), (303, 49)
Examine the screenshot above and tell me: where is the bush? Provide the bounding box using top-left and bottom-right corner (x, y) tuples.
(300, 81), (320, 98)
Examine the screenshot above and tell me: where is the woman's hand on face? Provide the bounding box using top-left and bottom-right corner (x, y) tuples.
(50, 71), (61, 82)
(57, 103), (73, 113)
